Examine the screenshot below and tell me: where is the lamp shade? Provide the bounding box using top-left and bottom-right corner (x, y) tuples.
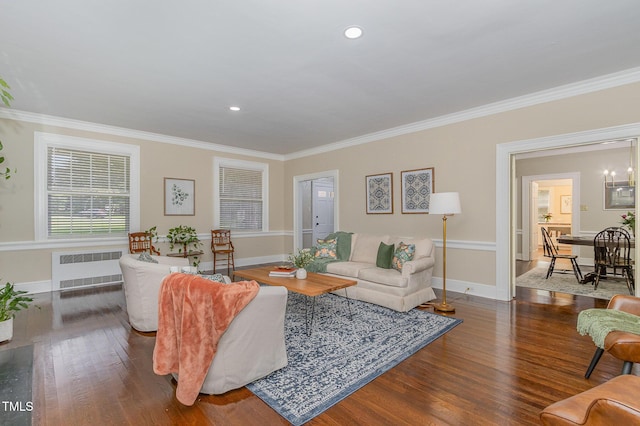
(429, 192), (461, 215)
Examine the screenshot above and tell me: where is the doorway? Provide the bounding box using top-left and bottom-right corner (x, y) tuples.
(521, 174), (579, 262)
(293, 170), (339, 252)
(496, 124), (640, 301)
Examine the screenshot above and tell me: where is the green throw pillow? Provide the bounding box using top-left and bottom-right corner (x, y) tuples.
(376, 242), (395, 269)
(392, 242), (415, 272)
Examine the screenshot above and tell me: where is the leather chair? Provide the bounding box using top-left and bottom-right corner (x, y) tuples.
(584, 294), (640, 378)
(540, 375), (640, 425)
(119, 253), (189, 332)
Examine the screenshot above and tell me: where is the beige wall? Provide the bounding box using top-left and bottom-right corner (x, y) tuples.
(284, 82), (640, 290)
(0, 121), (287, 286)
(2, 81), (640, 294)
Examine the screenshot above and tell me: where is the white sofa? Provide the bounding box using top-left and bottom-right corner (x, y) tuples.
(323, 233), (437, 312)
(119, 253), (190, 332)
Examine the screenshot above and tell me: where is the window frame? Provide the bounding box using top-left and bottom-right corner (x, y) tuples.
(213, 157), (269, 233)
(34, 132), (140, 241)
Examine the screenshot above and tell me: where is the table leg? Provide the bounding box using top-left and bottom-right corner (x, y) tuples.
(344, 288), (353, 320)
(304, 295), (316, 336)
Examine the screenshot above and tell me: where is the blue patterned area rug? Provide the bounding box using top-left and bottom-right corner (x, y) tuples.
(246, 292), (462, 425)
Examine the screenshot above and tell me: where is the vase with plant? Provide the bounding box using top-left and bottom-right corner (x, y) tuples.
(0, 281), (34, 342)
(166, 225), (202, 268)
(288, 248), (315, 279)
(542, 213), (552, 223)
(621, 211), (635, 237)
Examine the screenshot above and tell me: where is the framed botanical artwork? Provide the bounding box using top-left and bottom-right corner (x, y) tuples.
(164, 178), (195, 216)
(560, 195), (572, 214)
(366, 173), (393, 214)
(603, 182), (635, 210)
(401, 168), (435, 214)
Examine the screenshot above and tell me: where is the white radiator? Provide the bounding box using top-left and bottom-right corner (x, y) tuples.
(51, 248), (126, 290)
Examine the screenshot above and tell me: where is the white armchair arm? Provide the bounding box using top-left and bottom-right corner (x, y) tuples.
(402, 256), (435, 276)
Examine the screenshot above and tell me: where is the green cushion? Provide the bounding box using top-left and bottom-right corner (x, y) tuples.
(376, 242), (395, 269)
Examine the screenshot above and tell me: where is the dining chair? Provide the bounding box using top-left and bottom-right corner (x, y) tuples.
(592, 227), (634, 295)
(541, 227), (583, 282)
(211, 229), (235, 275)
(128, 232), (160, 255)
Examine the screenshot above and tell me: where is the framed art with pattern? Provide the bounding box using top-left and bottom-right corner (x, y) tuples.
(164, 178), (195, 216)
(366, 172), (393, 214)
(401, 168), (434, 214)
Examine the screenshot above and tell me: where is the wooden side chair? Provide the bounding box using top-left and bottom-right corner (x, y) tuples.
(128, 232), (160, 255)
(541, 226), (583, 282)
(593, 227), (634, 294)
(211, 229), (235, 275)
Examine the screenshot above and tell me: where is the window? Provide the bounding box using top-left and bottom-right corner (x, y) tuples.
(35, 133), (140, 240)
(214, 158), (268, 232)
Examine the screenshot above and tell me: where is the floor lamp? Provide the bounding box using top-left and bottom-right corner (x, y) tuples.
(429, 192), (461, 313)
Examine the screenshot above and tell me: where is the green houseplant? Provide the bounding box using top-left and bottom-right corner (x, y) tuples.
(0, 281), (34, 342)
(166, 225), (202, 268)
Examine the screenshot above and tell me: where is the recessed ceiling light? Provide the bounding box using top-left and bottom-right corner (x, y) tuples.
(229, 106), (241, 112)
(344, 26), (363, 39)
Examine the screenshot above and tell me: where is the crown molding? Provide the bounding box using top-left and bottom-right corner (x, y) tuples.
(0, 108), (285, 161)
(284, 66), (640, 160)
(1, 67), (639, 162)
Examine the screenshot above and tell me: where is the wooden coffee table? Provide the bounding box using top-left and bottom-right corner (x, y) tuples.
(233, 266), (356, 334)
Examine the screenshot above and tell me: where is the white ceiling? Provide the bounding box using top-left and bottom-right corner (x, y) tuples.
(1, 1), (640, 155)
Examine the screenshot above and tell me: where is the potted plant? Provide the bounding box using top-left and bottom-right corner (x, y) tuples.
(288, 248), (315, 279)
(166, 225), (202, 268)
(0, 281), (34, 342)
(621, 211), (635, 237)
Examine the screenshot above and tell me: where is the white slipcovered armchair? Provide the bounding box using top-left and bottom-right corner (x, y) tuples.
(174, 285), (288, 395)
(119, 253), (190, 332)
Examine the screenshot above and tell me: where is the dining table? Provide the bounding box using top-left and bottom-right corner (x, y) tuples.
(557, 235), (636, 248)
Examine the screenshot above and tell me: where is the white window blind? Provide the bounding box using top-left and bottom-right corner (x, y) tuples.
(47, 147), (131, 237)
(219, 166), (263, 231)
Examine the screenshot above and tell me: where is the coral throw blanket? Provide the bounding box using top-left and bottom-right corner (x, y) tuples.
(153, 273), (259, 405)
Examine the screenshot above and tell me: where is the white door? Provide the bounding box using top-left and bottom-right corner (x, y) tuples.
(312, 180), (335, 243)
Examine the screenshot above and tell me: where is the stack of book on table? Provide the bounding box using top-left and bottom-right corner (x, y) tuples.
(268, 266), (296, 277)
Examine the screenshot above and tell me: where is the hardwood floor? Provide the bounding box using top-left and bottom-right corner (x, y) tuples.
(1, 274), (625, 425)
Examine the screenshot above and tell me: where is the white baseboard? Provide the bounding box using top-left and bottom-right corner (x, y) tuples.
(15, 280), (52, 294)
(431, 277), (500, 300)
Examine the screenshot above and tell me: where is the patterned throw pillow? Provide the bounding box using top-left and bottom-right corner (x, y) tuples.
(392, 242), (415, 272)
(137, 252), (158, 264)
(315, 238), (338, 259)
(199, 274), (227, 283)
